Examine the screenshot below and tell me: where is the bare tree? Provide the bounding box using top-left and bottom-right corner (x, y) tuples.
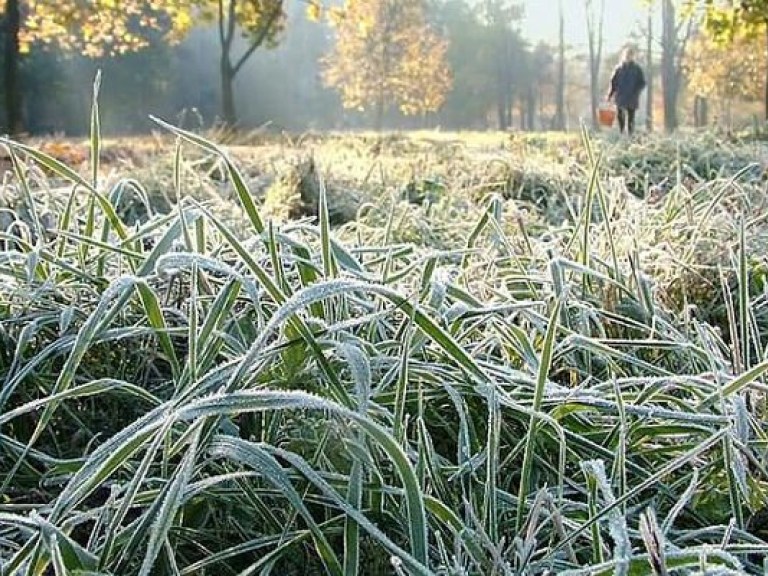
(585, 0), (606, 129)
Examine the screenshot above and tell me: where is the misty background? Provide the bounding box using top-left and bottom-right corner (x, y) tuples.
(3, 0), (760, 135)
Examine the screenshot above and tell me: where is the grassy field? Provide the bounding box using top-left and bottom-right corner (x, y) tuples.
(2, 117), (768, 575)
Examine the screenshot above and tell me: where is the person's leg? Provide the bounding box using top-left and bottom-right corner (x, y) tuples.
(627, 108), (636, 135)
(617, 108), (627, 133)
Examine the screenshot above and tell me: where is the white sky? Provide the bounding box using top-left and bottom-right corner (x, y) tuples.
(520, 0), (649, 52)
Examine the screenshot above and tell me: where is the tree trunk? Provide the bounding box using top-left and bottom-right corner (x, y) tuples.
(497, 97), (508, 130)
(220, 57), (237, 127)
(589, 64), (599, 129)
(505, 88), (513, 128)
(375, 93), (385, 132)
(3, 0), (22, 134)
(496, 38), (510, 130)
(693, 95), (708, 128)
(764, 26), (768, 122)
(645, 5), (653, 132)
(704, 98), (709, 127)
(526, 85), (535, 131)
(585, 0), (605, 130)
(555, 0), (566, 131)
(661, 0), (679, 132)
(215, 0), (282, 128)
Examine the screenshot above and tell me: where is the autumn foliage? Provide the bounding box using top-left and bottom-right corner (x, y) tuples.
(322, 0), (452, 128)
(20, 0), (193, 57)
(700, 0), (768, 119)
(686, 30), (766, 103)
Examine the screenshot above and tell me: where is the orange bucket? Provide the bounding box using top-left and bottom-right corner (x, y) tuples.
(598, 104), (616, 127)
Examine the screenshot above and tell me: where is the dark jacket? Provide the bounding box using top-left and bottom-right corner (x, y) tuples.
(608, 61), (646, 110)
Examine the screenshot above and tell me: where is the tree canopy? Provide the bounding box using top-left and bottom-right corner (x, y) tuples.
(322, 0), (452, 129)
(701, 0), (768, 36)
(686, 27), (765, 103)
(20, 0), (193, 57)
(699, 0), (768, 118)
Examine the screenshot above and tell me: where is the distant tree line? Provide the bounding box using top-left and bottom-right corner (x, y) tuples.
(1, 0), (767, 135)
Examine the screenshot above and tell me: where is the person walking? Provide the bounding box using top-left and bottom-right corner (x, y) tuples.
(607, 47), (646, 135)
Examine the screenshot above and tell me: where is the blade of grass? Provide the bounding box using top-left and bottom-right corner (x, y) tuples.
(516, 297), (562, 533)
(149, 116), (265, 235)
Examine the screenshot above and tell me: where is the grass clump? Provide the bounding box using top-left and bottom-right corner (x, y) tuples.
(263, 156), (359, 225)
(1, 114), (768, 575)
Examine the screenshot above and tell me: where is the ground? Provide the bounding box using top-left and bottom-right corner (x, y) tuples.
(1, 128), (768, 575)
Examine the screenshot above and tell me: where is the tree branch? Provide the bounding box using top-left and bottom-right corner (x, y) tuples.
(674, 15), (696, 82)
(217, 0), (226, 49)
(232, 0), (282, 76)
(226, 0), (237, 47)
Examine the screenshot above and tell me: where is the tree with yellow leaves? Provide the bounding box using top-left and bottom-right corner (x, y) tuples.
(686, 29), (766, 128)
(1, 0), (192, 134)
(322, 0), (452, 130)
(700, 0), (768, 120)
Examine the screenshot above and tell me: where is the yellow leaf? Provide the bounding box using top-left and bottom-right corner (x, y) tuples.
(307, 2), (322, 22)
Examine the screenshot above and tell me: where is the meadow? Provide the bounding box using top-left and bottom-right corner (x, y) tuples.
(2, 115), (768, 574)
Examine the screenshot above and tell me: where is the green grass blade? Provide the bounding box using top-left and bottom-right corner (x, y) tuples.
(516, 297), (562, 532)
(139, 428), (200, 576)
(149, 116), (265, 234)
(90, 70), (101, 189)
